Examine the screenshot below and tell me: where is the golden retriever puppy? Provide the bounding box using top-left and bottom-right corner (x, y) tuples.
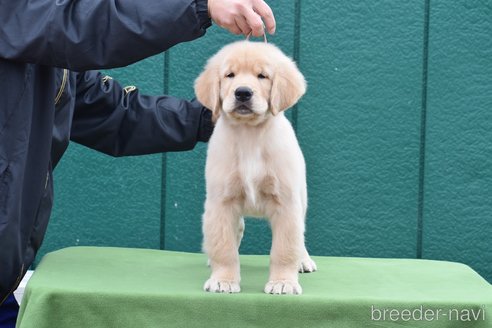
(195, 41), (316, 295)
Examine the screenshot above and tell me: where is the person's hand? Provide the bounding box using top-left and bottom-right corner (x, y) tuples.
(208, 0), (276, 37)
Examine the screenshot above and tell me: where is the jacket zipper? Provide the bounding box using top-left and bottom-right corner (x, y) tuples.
(44, 171), (49, 189)
(0, 71), (62, 305)
(0, 263), (24, 306)
(54, 69), (68, 106)
(2, 170), (50, 304)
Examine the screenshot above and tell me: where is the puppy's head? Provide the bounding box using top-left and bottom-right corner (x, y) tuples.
(195, 41), (306, 125)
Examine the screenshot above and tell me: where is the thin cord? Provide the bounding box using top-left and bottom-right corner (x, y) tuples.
(245, 25), (268, 43)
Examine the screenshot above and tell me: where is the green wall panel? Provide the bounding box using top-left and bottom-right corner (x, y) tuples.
(297, 0), (424, 258)
(422, 0), (492, 282)
(163, 1), (297, 254)
(35, 55), (164, 266)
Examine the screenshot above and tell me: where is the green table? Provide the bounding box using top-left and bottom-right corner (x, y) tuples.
(17, 247), (492, 327)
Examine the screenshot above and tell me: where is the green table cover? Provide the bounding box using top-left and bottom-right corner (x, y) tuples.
(17, 247), (492, 328)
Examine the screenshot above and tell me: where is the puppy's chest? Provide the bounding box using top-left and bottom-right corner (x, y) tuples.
(230, 149), (279, 207)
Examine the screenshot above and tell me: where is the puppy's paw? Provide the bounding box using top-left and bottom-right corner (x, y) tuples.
(204, 278), (240, 293)
(264, 280), (302, 295)
(299, 257), (317, 273)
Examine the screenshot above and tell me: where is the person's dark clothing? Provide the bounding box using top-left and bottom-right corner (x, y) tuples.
(0, 294), (18, 328)
(0, 0), (212, 303)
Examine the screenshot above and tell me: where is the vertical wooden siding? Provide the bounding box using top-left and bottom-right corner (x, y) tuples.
(37, 0), (492, 283)
(422, 0), (492, 282)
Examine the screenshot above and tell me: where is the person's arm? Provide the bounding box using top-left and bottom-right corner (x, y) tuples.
(0, 0), (211, 70)
(71, 71), (214, 156)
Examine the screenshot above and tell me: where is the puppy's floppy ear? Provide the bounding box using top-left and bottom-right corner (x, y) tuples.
(270, 59), (307, 115)
(195, 59), (221, 120)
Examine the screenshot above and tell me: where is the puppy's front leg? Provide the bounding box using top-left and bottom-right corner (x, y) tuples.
(265, 207), (304, 295)
(202, 203), (241, 293)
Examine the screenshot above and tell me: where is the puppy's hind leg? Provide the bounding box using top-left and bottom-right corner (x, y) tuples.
(237, 216), (245, 250)
(202, 202), (242, 293)
(298, 190), (316, 273)
(299, 246), (317, 273)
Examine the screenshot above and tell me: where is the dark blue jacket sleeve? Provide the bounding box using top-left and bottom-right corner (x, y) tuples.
(0, 0), (210, 70)
(71, 71), (213, 156)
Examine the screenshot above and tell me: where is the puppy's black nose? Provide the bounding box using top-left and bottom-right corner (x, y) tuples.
(235, 87), (253, 102)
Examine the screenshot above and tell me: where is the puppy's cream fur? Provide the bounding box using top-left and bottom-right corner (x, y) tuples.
(195, 41), (316, 295)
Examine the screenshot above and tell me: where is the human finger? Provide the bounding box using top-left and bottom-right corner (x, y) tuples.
(226, 22), (243, 35)
(253, 0), (276, 34)
(235, 17), (252, 36)
(242, 9), (264, 37)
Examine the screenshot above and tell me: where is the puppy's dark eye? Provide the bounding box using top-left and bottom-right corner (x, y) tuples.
(258, 73), (267, 79)
(226, 72), (235, 78)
